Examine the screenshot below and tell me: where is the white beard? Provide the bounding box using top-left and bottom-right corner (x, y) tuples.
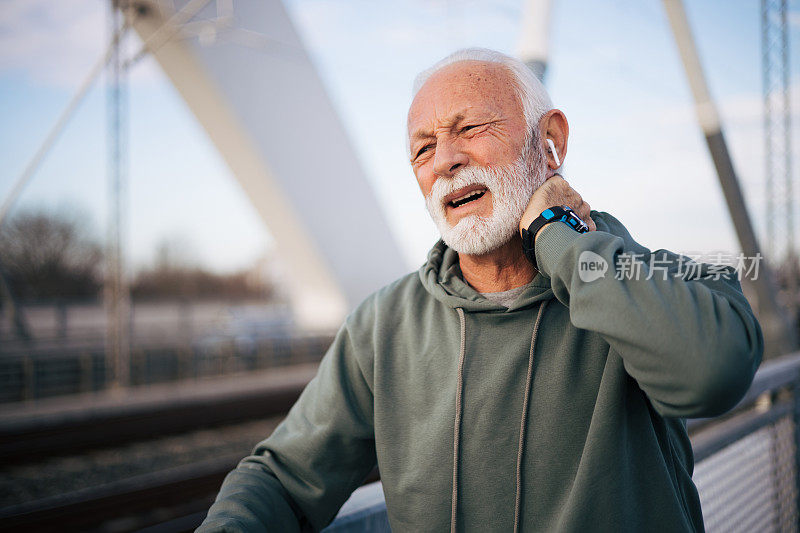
(425, 143), (548, 256)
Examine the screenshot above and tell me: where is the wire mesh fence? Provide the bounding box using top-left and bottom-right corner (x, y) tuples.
(689, 354), (800, 532)
(693, 415), (798, 532)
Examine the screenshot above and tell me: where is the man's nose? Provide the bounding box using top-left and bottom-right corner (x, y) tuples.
(433, 139), (469, 178)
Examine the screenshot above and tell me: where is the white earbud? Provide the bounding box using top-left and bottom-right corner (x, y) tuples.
(546, 138), (561, 167)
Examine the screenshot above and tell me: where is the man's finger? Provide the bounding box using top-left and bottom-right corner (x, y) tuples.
(581, 203), (597, 232)
(584, 211), (597, 232)
(576, 201), (592, 228)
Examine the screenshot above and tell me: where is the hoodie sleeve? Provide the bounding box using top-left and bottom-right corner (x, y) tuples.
(197, 319), (377, 532)
(534, 210), (764, 419)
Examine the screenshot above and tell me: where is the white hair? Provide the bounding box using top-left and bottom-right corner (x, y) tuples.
(411, 48), (554, 138)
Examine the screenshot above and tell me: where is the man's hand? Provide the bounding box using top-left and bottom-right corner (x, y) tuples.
(518, 174), (597, 242)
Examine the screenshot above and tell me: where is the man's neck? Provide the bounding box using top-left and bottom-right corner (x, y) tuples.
(457, 235), (537, 293)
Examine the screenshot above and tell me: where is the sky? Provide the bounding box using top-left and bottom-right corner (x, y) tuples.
(0, 0), (799, 277)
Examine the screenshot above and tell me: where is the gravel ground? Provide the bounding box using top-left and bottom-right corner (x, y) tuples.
(0, 416), (284, 507)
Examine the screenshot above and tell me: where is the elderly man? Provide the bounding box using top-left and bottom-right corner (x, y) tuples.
(199, 48), (762, 532)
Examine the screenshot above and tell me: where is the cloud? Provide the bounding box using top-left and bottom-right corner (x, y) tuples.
(0, 0), (106, 87)
(0, 0), (164, 88)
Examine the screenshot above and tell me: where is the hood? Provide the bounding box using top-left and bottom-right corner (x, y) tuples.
(418, 239), (554, 312)
(417, 238), (554, 533)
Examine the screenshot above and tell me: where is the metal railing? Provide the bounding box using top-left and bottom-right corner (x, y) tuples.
(0, 334), (333, 403)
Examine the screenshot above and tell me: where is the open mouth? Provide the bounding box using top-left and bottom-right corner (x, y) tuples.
(447, 188), (487, 209)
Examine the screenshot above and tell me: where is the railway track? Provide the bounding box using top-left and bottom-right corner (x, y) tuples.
(0, 453), (380, 532)
(0, 364), (318, 463)
(1, 453), (242, 532)
(0, 364), (322, 531)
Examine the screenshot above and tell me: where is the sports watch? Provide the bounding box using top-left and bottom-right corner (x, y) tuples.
(521, 205), (589, 268)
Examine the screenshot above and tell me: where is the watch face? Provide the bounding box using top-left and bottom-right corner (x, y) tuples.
(569, 213), (589, 233)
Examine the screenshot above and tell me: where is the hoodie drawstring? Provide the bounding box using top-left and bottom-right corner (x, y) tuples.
(451, 301), (549, 533)
(452, 307), (467, 533)
(514, 299), (549, 532)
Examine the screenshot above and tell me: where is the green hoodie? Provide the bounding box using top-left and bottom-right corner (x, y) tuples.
(199, 210), (763, 532)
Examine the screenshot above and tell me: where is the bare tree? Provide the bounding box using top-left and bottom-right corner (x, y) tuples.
(0, 208), (103, 301)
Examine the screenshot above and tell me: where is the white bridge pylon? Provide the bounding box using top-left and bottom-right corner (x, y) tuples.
(126, 0), (408, 330)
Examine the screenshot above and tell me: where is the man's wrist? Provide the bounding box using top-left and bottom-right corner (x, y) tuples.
(521, 206), (589, 269)
(533, 221), (585, 276)
(532, 221), (550, 246)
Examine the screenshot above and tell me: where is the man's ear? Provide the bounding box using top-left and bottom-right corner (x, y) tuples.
(538, 110), (569, 170)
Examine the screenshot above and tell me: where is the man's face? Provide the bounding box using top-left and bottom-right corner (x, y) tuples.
(407, 61), (546, 255)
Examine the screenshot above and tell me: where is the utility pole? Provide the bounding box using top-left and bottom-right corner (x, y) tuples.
(518, 0), (553, 82)
(106, 0), (131, 389)
(762, 0), (796, 324)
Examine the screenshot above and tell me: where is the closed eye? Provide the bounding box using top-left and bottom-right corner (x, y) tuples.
(461, 123), (485, 133)
(415, 144), (433, 159)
